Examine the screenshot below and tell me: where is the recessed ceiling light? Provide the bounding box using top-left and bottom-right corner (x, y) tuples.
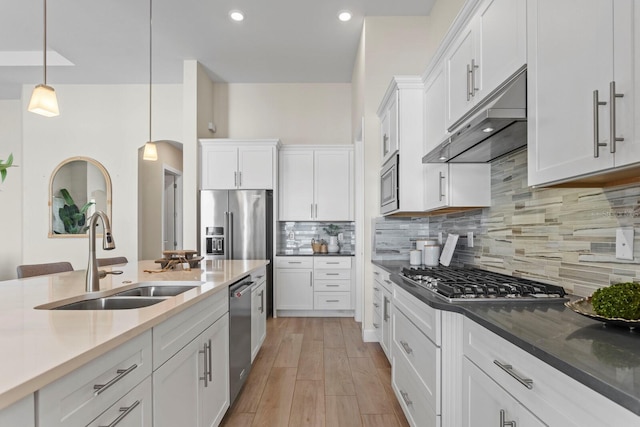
(229, 10), (244, 22)
(338, 11), (352, 22)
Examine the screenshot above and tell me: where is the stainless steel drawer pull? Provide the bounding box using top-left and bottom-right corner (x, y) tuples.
(373, 287), (379, 291)
(94, 364), (138, 395)
(234, 171), (238, 187)
(609, 81), (624, 153)
(383, 296), (390, 321)
(325, 273), (340, 276)
(207, 339), (213, 382)
(99, 400), (140, 427)
(400, 340), (413, 355)
(200, 343), (209, 387)
(493, 360), (533, 389)
(400, 390), (413, 406)
(373, 271), (380, 276)
(373, 303), (380, 308)
(288, 261), (302, 264)
(500, 409), (516, 427)
(326, 299), (340, 303)
(326, 262), (340, 264)
(326, 284), (340, 287)
(593, 89), (608, 157)
(439, 171), (445, 201)
(384, 280), (392, 285)
(259, 290), (264, 313)
(373, 323), (380, 329)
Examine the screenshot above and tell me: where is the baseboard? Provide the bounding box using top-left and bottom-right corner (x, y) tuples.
(363, 329), (379, 343)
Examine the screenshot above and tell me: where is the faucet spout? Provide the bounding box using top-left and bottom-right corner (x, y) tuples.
(86, 211), (116, 292)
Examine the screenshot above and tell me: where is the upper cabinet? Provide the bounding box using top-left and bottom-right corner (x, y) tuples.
(378, 76), (425, 215)
(279, 146), (353, 221)
(527, 0), (640, 186)
(424, 63), (448, 154)
(200, 139), (280, 190)
(423, 163), (491, 212)
(445, 0), (526, 129)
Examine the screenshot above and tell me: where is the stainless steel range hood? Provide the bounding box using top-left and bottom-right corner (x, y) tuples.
(423, 67), (527, 164)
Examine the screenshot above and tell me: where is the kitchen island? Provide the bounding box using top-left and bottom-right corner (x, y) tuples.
(0, 259), (267, 416)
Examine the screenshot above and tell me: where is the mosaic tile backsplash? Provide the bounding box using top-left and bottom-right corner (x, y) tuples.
(375, 148), (640, 296)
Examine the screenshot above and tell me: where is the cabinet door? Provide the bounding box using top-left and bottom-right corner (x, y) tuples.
(0, 395), (34, 427)
(446, 23), (476, 128)
(276, 269), (313, 310)
(251, 281), (267, 362)
(423, 164), (448, 211)
(612, 1), (640, 168)
(314, 150), (353, 221)
(381, 286), (392, 361)
(527, 0), (614, 186)
(279, 150), (314, 220)
(201, 145), (238, 190)
(424, 63), (448, 154)
(462, 358), (545, 427)
(88, 377), (152, 427)
(238, 146), (273, 189)
(200, 314), (230, 427)
(475, 0), (526, 99)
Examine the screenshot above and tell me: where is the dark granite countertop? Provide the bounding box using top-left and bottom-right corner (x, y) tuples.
(372, 260), (640, 416)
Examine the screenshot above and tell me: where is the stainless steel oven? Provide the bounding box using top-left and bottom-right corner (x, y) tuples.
(380, 154), (399, 214)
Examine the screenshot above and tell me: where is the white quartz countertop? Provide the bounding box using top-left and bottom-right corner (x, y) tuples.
(0, 259), (268, 410)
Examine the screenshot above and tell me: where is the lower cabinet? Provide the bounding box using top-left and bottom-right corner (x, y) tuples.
(88, 377), (153, 427)
(0, 394), (34, 427)
(462, 358), (543, 427)
(153, 314), (230, 427)
(276, 268), (313, 310)
(251, 276), (267, 362)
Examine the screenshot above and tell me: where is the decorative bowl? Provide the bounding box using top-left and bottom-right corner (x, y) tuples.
(565, 296), (640, 328)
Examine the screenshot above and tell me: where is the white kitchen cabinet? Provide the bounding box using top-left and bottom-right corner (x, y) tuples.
(424, 62), (449, 154)
(275, 257), (314, 311)
(200, 140), (279, 190)
(462, 358), (543, 427)
(527, 0), (640, 186)
(88, 377), (152, 427)
(0, 395), (34, 427)
(154, 313), (229, 427)
(278, 146), (353, 221)
(377, 77), (424, 215)
(423, 163), (490, 212)
(445, 0), (526, 129)
(313, 257), (352, 310)
(251, 269), (267, 362)
(38, 331), (152, 427)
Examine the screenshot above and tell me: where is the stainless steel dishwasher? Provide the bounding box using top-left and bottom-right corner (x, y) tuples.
(229, 275), (253, 405)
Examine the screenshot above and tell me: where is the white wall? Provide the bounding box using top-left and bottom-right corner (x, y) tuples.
(212, 83), (352, 145)
(0, 100), (23, 280)
(21, 83), (182, 269)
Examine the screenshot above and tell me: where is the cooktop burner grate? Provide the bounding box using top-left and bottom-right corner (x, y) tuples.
(399, 266), (567, 303)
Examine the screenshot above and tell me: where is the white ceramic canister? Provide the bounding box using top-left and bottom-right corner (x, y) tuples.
(409, 249), (422, 265)
(423, 241), (441, 267)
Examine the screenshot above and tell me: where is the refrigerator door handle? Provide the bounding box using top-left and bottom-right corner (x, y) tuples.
(228, 211), (234, 260)
(224, 211), (230, 260)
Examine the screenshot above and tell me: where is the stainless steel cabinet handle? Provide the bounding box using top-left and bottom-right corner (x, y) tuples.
(326, 262), (340, 264)
(207, 339), (212, 382)
(609, 81), (624, 153)
(383, 296), (390, 321)
(310, 203), (314, 219)
(373, 323), (380, 329)
(383, 133), (390, 154)
(439, 171), (446, 202)
(325, 284), (340, 287)
(384, 279), (392, 285)
(234, 171), (238, 187)
(326, 273), (340, 276)
(315, 204), (318, 218)
(259, 290), (264, 313)
(471, 58), (479, 96)
(326, 299), (340, 303)
(94, 364), (138, 395)
(373, 286), (379, 291)
(500, 409), (516, 427)
(467, 63), (472, 101)
(493, 360), (533, 389)
(400, 340), (413, 355)
(400, 390), (413, 406)
(288, 261), (302, 264)
(99, 400), (140, 427)
(373, 303), (380, 308)
(238, 171), (242, 187)
(593, 90), (608, 157)
(200, 343), (209, 387)
(373, 271), (380, 276)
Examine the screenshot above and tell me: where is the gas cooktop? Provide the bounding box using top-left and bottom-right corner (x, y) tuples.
(400, 266), (567, 303)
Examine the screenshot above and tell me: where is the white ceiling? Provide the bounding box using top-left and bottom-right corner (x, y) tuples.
(0, 0), (436, 99)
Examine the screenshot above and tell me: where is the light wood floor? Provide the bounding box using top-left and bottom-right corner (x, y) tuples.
(221, 317), (410, 427)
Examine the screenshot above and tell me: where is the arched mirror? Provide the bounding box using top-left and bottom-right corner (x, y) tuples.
(49, 157), (112, 237)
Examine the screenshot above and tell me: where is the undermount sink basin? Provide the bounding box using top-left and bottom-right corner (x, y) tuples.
(53, 296), (167, 310)
(114, 284), (198, 297)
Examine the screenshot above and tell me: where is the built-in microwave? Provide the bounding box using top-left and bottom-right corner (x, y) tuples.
(380, 154), (399, 215)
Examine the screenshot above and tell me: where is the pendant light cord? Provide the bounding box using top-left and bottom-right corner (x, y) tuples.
(43, 0), (47, 85)
(148, 0), (152, 143)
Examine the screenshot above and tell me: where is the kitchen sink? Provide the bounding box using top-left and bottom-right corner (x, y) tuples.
(114, 284), (198, 297)
(53, 296), (167, 310)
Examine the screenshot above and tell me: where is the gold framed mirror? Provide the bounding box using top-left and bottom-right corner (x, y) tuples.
(49, 157), (112, 237)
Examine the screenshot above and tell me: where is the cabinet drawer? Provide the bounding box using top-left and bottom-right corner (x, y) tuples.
(276, 257), (313, 268)
(38, 331), (152, 427)
(314, 279), (351, 292)
(314, 292), (351, 310)
(392, 347), (440, 427)
(314, 269), (350, 280)
(88, 376), (152, 427)
(393, 308), (441, 415)
(314, 257), (351, 269)
(153, 290), (228, 369)
(393, 283), (441, 346)
(463, 318), (639, 426)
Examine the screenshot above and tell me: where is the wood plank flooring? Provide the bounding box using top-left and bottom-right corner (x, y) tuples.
(221, 317), (409, 427)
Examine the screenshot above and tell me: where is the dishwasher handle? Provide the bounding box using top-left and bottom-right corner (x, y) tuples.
(231, 282), (254, 298)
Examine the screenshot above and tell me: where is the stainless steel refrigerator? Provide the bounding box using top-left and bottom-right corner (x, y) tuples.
(199, 189), (273, 315)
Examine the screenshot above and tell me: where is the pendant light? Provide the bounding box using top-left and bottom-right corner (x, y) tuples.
(143, 0), (158, 161)
(28, 0), (59, 117)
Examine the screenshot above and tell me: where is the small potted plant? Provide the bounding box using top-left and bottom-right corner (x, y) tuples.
(323, 224), (342, 253)
(0, 153), (16, 184)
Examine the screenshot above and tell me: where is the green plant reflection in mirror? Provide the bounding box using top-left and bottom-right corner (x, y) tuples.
(49, 157), (112, 237)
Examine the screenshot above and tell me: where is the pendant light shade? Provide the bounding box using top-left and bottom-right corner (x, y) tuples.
(29, 0), (59, 117)
(28, 84), (59, 117)
(143, 142), (158, 161)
